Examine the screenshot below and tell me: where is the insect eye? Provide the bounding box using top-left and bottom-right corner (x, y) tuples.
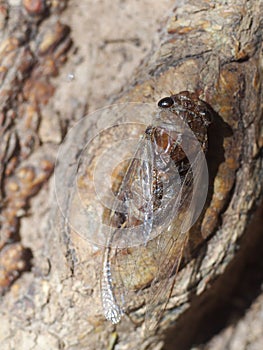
(157, 97), (174, 108)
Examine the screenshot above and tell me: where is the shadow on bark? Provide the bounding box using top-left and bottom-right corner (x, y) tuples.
(163, 200), (263, 350)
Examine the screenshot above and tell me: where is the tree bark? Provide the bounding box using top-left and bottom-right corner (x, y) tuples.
(0, 1), (262, 350)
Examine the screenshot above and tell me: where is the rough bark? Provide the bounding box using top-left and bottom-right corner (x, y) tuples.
(0, 1), (262, 350)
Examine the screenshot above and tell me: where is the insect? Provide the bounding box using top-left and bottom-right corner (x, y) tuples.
(100, 91), (213, 330)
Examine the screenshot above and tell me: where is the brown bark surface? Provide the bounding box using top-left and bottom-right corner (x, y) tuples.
(0, 1), (263, 350)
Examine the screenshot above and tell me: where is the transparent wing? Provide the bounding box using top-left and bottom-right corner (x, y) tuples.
(144, 150), (207, 331)
(102, 127), (185, 325)
(101, 131), (156, 323)
(101, 122), (208, 328)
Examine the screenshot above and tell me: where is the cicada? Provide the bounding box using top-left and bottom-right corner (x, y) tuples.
(100, 91), (213, 330)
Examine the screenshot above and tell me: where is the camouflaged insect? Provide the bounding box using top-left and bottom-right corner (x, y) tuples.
(101, 91), (213, 330)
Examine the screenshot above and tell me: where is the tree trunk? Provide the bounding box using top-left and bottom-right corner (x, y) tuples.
(1, 1), (262, 349)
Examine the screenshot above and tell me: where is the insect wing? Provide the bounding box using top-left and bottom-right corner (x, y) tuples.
(111, 131), (156, 246)
(101, 132), (156, 322)
(144, 150), (206, 331)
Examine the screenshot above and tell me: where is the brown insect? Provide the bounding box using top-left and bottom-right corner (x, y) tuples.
(100, 91), (213, 330)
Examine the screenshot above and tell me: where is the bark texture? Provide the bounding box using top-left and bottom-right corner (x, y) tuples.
(0, 1), (263, 350)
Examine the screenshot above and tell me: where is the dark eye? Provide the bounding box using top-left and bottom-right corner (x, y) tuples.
(157, 96), (174, 108)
